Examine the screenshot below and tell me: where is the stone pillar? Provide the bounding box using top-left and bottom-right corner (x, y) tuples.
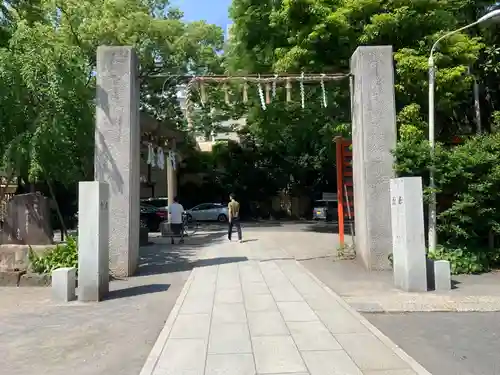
(78, 181), (110, 302)
(167, 139), (177, 222)
(390, 177), (427, 292)
(94, 46), (140, 277)
(350, 45), (397, 270)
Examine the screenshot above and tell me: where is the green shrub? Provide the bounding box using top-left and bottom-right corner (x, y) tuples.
(28, 236), (78, 274)
(427, 245), (500, 275)
(394, 133), (500, 274)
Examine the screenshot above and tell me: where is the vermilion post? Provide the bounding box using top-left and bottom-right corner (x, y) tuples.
(334, 137), (345, 247)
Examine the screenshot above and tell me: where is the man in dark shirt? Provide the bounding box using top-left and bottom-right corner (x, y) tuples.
(228, 193), (243, 242)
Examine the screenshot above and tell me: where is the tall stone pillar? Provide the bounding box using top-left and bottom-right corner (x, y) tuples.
(350, 45), (397, 270)
(95, 46), (140, 277)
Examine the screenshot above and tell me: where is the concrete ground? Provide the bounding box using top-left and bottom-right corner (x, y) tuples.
(3, 222), (499, 375)
(0, 231), (224, 375)
(365, 312), (500, 375)
(140, 224), (427, 375)
(302, 255), (500, 312)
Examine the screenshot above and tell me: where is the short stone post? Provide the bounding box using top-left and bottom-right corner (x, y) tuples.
(350, 46), (397, 270)
(52, 267), (76, 302)
(434, 260), (452, 291)
(390, 177), (428, 292)
(78, 181), (110, 302)
(94, 46), (140, 277)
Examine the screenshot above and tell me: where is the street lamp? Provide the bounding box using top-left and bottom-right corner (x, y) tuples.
(427, 9), (500, 251)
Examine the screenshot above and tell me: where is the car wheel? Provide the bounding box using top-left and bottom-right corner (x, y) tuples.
(186, 213), (193, 223)
(217, 214), (227, 222)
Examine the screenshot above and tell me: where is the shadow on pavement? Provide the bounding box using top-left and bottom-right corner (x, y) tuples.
(137, 231), (248, 276)
(193, 221), (286, 232)
(241, 239), (258, 243)
(301, 221), (355, 235)
(105, 283), (170, 300)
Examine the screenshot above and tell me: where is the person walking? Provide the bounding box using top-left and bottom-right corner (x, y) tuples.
(228, 193), (243, 243)
(168, 196), (185, 244)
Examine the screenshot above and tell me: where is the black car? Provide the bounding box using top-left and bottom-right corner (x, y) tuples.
(141, 197), (168, 209)
(140, 203), (167, 232)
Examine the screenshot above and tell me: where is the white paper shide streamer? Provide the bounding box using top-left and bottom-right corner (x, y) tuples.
(157, 147), (165, 170)
(168, 150), (177, 171)
(147, 143), (156, 167)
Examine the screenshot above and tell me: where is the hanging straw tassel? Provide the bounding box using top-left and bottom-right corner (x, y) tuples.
(223, 83), (230, 105)
(147, 142), (153, 165)
(300, 71), (305, 109)
(257, 76), (266, 110)
(286, 78), (292, 102)
(265, 82), (271, 104)
(199, 79), (207, 105)
(272, 75), (278, 98)
(242, 80), (248, 103)
(320, 73), (328, 108)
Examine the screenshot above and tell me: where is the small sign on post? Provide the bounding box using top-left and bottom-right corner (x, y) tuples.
(390, 177), (427, 292)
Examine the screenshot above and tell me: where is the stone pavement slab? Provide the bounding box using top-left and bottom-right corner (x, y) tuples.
(139, 238), (431, 375)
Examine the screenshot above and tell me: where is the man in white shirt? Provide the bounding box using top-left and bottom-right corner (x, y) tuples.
(168, 196), (185, 244)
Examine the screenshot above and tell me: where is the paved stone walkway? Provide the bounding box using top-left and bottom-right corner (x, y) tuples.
(139, 237), (430, 375)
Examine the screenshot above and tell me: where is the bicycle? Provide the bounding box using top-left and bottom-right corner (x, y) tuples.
(182, 212), (198, 237)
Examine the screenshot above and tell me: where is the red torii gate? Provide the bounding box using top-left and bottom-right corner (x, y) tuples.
(334, 136), (354, 247)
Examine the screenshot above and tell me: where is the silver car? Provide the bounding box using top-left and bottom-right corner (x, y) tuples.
(185, 203), (228, 222)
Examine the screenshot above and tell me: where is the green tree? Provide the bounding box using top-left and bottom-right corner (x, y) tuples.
(0, 0), (224, 188)
(227, 0), (499, 138)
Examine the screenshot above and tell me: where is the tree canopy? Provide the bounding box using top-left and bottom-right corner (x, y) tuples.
(0, 0), (224, 185)
(226, 0), (500, 139)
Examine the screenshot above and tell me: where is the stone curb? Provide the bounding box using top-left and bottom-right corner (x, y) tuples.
(138, 268), (196, 375)
(295, 260), (433, 375)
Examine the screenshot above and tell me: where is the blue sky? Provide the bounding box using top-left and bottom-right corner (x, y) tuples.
(171, 0), (232, 30)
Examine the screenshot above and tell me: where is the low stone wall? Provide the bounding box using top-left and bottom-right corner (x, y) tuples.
(0, 270), (51, 286)
(0, 244), (53, 271)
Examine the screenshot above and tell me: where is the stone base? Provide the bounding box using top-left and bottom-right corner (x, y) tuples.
(19, 273), (51, 287)
(52, 267), (77, 302)
(140, 227), (149, 246)
(0, 270), (25, 286)
(160, 221), (170, 237)
(434, 260), (452, 291)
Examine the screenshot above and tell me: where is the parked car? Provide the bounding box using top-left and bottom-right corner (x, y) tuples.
(140, 203), (167, 232)
(185, 203), (228, 222)
(312, 200), (338, 221)
(140, 197), (169, 209)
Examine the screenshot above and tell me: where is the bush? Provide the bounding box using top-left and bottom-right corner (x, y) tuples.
(394, 133), (500, 274)
(427, 245), (500, 275)
(28, 236), (78, 274)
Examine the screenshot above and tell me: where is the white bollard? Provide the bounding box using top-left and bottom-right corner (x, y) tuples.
(390, 177), (428, 292)
(434, 260), (452, 291)
(52, 267), (76, 302)
(78, 181), (110, 302)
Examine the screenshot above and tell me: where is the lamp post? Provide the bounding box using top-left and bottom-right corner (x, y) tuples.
(427, 9), (500, 251)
